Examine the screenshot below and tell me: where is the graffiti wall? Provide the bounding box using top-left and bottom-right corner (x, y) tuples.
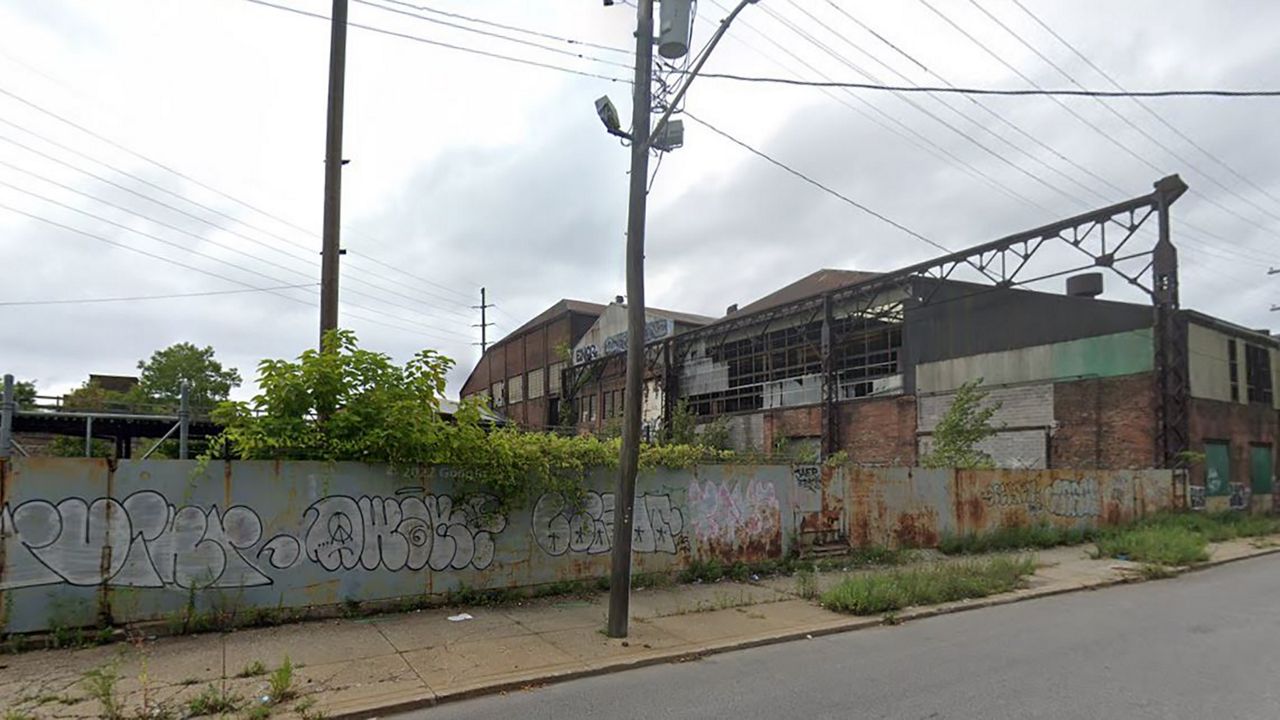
(0, 458), (793, 633)
(847, 467), (1175, 548)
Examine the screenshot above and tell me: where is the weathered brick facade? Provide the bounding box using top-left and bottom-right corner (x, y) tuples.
(839, 396), (918, 466)
(1051, 372), (1157, 469)
(1187, 397), (1278, 489)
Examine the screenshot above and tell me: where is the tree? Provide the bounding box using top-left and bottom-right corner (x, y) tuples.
(921, 379), (1002, 470)
(137, 342), (241, 410)
(14, 380), (36, 409)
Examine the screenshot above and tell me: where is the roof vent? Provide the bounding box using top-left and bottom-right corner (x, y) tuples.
(726, 303), (739, 315)
(615, 295), (625, 304)
(1066, 272), (1103, 298)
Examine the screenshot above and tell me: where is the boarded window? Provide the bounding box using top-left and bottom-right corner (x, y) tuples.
(1245, 344), (1273, 405)
(1228, 340), (1239, 402)
(508, 375), (524, 404)
(548, 361), (565, 395)
(1205, 441), (1230, 496)
(604, 391), (615, 419)
(1251, 444), (1273, 494)
(491, 380), (505, 407)
(527, 369), (545, 400)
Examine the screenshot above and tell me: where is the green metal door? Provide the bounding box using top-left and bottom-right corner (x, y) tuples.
(1205, 442), (1230, 496)
(1251, 445), (1273, 495)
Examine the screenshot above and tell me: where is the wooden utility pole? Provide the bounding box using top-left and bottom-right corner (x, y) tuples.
(607, 0), (654, 640)
(319, 0), (348, 347)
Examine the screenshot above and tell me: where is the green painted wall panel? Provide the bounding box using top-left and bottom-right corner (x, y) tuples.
(1050, 328), (1154, 379)
(1206, 441), (1231, 496)
(1251, 445), (1273, 494)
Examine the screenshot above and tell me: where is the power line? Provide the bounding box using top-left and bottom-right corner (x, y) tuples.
(682, 111), (951, 254)
(966, 0), (1280, 235)
(353, 0), (632, 70)
(242, 0), (629, 83)
(1008, 0), (1280, 214)
(375, 0), (631, 54)
(0, 189), (473, 341)
(757, 2), (1078, 207)
(694, 72), (1280, 98)
(698, 1), (1048, 212)
(0, 123), (474, 320)
(815, 0), (1116, 206)
(0, 76), (499, 308)
(0, 202), (467, 342)
(0, 283), (319, 306)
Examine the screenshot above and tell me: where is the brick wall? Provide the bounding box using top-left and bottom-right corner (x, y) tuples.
(1187, 396), (1277, 489)
(762, 406), (821, 451)
(1051, 372), (1156, 469)
(839, 396), (917, 466)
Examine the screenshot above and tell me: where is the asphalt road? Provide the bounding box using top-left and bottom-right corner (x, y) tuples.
(399, 555), (1280, 720)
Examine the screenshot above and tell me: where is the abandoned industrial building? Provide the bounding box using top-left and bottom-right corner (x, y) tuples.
(462, 176), (1279, 512)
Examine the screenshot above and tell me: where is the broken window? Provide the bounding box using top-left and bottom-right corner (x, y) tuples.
(1245, 343), (1272, 405)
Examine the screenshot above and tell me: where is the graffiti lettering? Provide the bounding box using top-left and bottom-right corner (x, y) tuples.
(979, 481), (1043, 513)
(793, 465), (821, 493)
(531, 491), (683, 556)
(686, 479), (780, 547)
(1046, 479), (1100, 519)
(1189, 485), (1206, 511)
(1, 491), (277, 590)
(303, 493), (505, 572)
(1229, 482), (1250, 511)
(0, 489), (505, 591)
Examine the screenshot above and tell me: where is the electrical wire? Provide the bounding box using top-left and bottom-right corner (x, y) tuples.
(353, 0), (633, 70)
(682, 111), (951, 254)
(696, 2), (1048, 212)
(0, 83), (481, 305)
(966, 0), (1280, 234)
(693, 72), (1280, 98)
(0, 284), (319, 306)
(0, 133), (474, 322)
(242, 0), (629, 83)
(1007, 0), (1280, 214)
(757, 2), (1080, 208)
(375, 0), (631, 55)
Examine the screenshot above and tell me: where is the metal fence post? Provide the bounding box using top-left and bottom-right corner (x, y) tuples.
(84, 416), (93, 457)
(0, 374), (14, 458)
(179, 380), (190, 460)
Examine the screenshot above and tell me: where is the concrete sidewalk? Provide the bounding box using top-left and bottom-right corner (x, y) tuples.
(4, 537), (1277, 719)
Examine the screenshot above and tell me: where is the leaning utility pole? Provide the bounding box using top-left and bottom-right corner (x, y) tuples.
(472, 287), (495, 353)
(319, 0), (348, 347)
(607, 0), (656, 640)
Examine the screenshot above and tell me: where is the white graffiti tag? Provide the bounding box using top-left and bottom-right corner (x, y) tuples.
(0, 491), (276, 590)
(531, 491), (684, 556)
(302, 493), (506, 572)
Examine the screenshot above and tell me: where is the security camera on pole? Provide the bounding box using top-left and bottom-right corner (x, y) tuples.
(598, 0), (759, 639)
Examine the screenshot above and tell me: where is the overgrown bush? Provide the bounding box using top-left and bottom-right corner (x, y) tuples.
(209, 331), (736, 511)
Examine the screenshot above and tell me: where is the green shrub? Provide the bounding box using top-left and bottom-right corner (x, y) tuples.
(821, 556), (1036, 615)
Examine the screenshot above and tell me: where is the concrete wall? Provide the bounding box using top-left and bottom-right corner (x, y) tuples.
(846, 467), (1175, 548)
(0, 457), (1184, 634)
(0, 458), (795, 634)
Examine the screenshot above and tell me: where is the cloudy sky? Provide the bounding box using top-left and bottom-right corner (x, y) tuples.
(2, 0), (1278, 400)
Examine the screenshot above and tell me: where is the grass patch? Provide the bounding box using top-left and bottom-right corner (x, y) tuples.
(1094, 526), (1208, 566)
(186, 684), (241, 716)
(938, 523), (1096, 555)
(820, 556), (1036, 615)
(1134, 511), (1280, 542)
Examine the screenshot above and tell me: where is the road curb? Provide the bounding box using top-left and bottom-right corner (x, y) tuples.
(331, 544), (1280, 719)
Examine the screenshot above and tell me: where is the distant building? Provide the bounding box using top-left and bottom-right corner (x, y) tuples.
(463, 177), (1279, 513)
